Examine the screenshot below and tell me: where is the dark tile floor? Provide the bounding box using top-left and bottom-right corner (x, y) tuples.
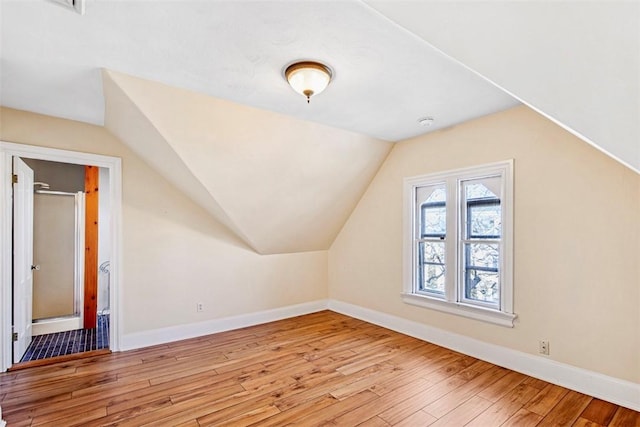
(20, 314), (109, 362)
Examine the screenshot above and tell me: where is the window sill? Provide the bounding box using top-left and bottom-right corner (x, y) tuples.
(401, 293), (516, 327)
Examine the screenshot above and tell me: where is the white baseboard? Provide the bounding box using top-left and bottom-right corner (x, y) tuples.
(32, 317), (82, 336)
(327, 299), (640, 412)
(120, 299), (329, 351)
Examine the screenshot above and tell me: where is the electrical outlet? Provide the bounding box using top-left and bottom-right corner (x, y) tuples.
(539, 340), (549, 355)
(196, 303), (204, 313)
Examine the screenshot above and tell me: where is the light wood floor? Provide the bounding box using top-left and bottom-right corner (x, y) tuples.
(1, 311), (638, 426)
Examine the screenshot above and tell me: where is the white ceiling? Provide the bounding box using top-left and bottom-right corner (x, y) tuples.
(0, 0), (518, 142)
(366, 0), (640, 172)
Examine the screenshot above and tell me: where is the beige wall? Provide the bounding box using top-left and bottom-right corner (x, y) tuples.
(329, 106), (640, 383)
(1, 107), (328, 334)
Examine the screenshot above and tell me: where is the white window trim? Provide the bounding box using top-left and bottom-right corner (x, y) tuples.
(402, 160), (516, 327)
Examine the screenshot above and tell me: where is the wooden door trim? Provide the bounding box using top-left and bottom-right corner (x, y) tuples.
(83, 165), (99, 329)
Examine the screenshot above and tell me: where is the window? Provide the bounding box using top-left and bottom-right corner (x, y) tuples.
(403, 161), (515, 327)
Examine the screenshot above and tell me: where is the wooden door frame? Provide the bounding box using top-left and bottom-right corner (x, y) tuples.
(83, 165), (99, 329)
(0, 142), (123, 372)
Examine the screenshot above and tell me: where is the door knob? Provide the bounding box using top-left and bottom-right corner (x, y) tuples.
(31, 265), (40, 271)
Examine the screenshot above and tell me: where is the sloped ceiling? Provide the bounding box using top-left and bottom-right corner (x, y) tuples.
(366, 1), (640, 173)
(103, 69), (392, 254)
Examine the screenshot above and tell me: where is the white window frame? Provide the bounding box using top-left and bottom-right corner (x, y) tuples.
(402, 160), (516, 327)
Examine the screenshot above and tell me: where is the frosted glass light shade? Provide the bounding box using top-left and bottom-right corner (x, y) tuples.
(285, 61), (332, 103)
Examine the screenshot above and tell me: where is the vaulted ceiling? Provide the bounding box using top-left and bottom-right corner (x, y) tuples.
(1, 1), (637, 254)
(366, 0), (639, 173)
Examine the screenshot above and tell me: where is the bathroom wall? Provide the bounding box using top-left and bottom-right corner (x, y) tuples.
(22, 158), (84, 192)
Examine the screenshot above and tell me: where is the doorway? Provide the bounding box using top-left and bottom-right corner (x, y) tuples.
(0, 142), (122, 371)
(28, 159), (86, 336)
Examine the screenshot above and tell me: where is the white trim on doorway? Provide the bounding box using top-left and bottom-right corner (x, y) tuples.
(0, 141), (122, 372)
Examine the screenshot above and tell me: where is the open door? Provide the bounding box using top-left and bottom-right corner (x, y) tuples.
(12, 157), (34, 363)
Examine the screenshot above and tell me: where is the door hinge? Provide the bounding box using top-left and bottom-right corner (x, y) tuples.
(12, 332), (18, 342)
(12, 174), (18, 184)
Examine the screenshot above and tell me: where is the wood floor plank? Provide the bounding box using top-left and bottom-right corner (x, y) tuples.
(377, 373), (469, 424)
(477, 370), (526, 402)
(250, 394), (339, 427)
(522, 375), (551, 390)
(33, 406), (108, 427)
(1, 390), (73, 417)
(273, 362), (391, 412)
(125, 387), (272, 426)
(537, 390), (592, 427)
(2, 417), (32, 427)
(331, 377), (433, 425)
(428, 394), (493, 426)
(0, 311), (637, 427)
(524, 383), (570, 416)
(393, 409), (437, 427)
(609, 406), (640, 427)
(580, 398), (619, 426)
(466, 383), (540, 427)
(573, 417), (605, 427)
(419, 353), (478, 384)
(330, 362), (399, 400)
(4, 379), (150, 421)
(501, 408), (545, 426)
(165, 364), (263, 405)
(211, 404), (281, 427)
(1, 366), (78, 388)
(421, 365), (508, 418)
(357, 415), (392, 427)
(370, 351), (466, 396)
(193, 394), (280, 426)
(280, 389), (379, 426)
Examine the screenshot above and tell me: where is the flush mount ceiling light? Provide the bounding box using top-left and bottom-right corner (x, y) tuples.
(284, 61), (332, 103)
(50, 0), (85, 14)
(418, 116), (435, 127)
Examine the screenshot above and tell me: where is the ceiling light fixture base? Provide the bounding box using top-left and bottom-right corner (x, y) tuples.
(284, 61), (333, 104)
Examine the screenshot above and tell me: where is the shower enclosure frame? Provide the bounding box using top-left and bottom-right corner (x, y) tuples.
(31, 189), (86, 334)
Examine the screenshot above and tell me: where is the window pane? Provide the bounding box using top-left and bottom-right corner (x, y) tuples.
(464, 180), (501, 239)
(418, 242), (445, 294)
(465, 182), (497, 199)
(468, 202), (501, 238)
(467, 243), (499, 270)
(465, 269), (499, 304)
(417, 185), (446, 238)
(422, 204), (446, 237)
(464, 243), (499, 305)
(425, 187), (446, 203)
